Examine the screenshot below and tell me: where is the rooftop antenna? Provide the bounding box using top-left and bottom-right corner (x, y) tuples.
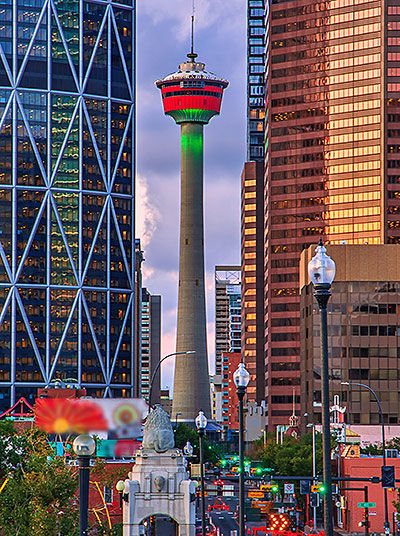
(187, 1), (198, 62)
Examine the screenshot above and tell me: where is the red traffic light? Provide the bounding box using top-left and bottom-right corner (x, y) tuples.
(214, 479), (225, 486)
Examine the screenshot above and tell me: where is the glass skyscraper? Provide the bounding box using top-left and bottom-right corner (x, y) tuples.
(247, 0), (265, 161)
(0, 0), (135, 410)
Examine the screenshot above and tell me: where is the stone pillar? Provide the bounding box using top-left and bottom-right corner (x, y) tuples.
(173, 122), (211, 422)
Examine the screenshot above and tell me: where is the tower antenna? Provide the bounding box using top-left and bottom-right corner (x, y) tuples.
(187, 1), (197, 62)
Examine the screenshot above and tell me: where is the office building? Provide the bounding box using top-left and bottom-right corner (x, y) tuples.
(0, 0), (135, 409)
(156, 49), (228, 421)
(300, 244), (400, 425)
(247, 0), (265, 161)
(213, 267), (241, 426)
(139, 288), (161, 404)
(257, 0), (400, 428)
(215, 266), (241, 375)
(134, 239), (144, 397)
(241, 0), (266, 408)
(241, 162), (265, 404)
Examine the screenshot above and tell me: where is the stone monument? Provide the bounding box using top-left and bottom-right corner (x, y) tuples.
(121, 405), (196, 536)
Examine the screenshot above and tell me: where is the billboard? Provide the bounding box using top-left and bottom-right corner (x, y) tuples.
(35, 398), (148, 438)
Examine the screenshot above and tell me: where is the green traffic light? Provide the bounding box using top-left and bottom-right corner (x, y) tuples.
(256, 468), (262, 474)
(272, 485), (278, 492)
(319, 484), (326, 493)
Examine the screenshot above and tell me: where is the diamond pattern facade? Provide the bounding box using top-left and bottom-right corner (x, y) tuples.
(0, 0), (135, 409)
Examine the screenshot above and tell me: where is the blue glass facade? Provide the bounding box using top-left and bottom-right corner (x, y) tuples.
(247, 0), (265, 161)
(0, 0), (135, 409)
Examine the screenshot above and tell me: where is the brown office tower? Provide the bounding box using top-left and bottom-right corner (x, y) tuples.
(300, 244), (400, 426)
(262, 0), (400, 428)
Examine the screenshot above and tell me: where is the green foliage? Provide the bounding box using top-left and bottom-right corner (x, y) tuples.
(250, 431), (324, 477)
(0, 421), (78, 536)
(361, 437), (400, 456)
(174, 423), (222, 465)
(90, 522), (123, 536)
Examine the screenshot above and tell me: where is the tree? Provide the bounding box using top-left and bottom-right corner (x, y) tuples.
(0, 422), (78, 536)
(250, 431), (324, 477)
(174, 423), (223, 465)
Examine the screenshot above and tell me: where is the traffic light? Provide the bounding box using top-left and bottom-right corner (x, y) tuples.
(300, 480), (311, 495)
(310, 493), (320, 508)
(382, 465), (395, 488)
(311, 483), (326, 493)
(261, 483), (278, 493)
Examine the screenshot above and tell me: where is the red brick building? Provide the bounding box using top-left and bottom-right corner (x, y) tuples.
(340, 457), (400, 533)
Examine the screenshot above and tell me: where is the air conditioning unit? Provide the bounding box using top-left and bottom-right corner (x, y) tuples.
(385, 449), (398, 458)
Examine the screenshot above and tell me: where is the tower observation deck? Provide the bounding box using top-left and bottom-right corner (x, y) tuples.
(156, 54), (228, 421)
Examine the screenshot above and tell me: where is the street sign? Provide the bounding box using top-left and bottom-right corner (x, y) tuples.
(248, 491), (265, 498)
(357, 502), (376, 508)
(284, 483), (295, 494)
(369, 512), (377, 516)
(191, 464), (201, 478)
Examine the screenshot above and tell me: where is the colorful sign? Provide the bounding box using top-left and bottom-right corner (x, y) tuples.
(248, 491), (265, 498)
(35, 398), (148, 436)
(357, 502), (376, 508)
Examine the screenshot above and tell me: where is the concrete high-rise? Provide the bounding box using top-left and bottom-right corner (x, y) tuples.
(214, 266), (241, 376)
(139, 288), (161, 404)
(0, 0), (135, 410)
(156, 51), (228, 421)
(213, 266), (241, 427)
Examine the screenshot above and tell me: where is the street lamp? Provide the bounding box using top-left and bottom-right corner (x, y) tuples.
(195, 410), (207, 536)
(234, 362), (250, 536)
(175, 412), (182, 430)
(341, 381), (389, 533)
(307, 423), (317, 530)
(73, 434), (96, 536)
(148, 351), (195, 408)
(308, 239), (335, 536)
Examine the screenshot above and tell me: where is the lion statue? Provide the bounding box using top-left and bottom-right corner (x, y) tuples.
(142, 405), (175, 452)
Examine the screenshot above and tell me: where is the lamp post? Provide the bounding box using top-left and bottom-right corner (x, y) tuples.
(195, 410), (208, 536)
(234, 362), (250, 536)
(341, 381), (389, 533)
(175, 412), (182, 430)
(308, 239), (335, 536)
(307, 423), (317, 530)
(73, 434), (96, 536)
(148, 351), (195, 408)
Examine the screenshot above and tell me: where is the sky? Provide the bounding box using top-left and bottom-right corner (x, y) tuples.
(135, 0), (246, 391)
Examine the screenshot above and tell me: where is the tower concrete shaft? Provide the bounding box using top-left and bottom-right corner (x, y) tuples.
(172, 123), (211, 421)
(155, 54), (228, 423)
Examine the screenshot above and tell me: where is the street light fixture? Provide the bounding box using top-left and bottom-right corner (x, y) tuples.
(73, 434), (96, 536)
(116, 479), (129, 509)
(148, 351), (195, 408)
(234, 362), (250, 536)
(308, 239), (335, 536)
(341, 381), (390, 534)
(195, 410), (207, 536)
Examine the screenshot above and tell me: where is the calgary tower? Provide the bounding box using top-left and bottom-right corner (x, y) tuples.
(156, 37), (228, 421)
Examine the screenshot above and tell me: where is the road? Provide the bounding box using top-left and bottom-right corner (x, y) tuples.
(210, 509), (238, 535)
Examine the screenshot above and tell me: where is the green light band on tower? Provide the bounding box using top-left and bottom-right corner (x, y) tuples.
(167, 108), (217, 124)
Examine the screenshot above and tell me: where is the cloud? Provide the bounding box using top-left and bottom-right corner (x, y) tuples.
(137, 0), (246, 396)
(135, 174), (161, 248)
(140, 0), (243, 42)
